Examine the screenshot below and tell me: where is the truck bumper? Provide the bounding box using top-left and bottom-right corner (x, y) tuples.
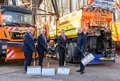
(5, 42), (23, 62)
(5, 42), (38, 62)
(88, 54), (116, 64)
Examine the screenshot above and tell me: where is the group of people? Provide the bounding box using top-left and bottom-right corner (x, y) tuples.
(22, 27), (47, 73)
(22, 27), (87, 74)
(58, 28), (87, 74)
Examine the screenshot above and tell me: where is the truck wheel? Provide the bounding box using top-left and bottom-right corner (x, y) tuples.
(55, 43), (76, 63)
(55, 46), (59, 60)
(65, 43), (74, 63)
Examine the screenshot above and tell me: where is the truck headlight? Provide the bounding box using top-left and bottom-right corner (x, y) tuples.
(2, 45), (7, 49)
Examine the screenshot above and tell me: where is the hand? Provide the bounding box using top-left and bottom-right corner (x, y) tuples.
(65, 48), (68, 51)
(80, 49), (85, 54)
(80, 49), (83, 52)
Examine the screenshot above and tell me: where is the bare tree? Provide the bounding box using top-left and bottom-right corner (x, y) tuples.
(4, 0), (8, 5)
(12, 0), (16, 5)
(78, 0), (80, 9)
(70, 0), (72, 12)
(0, 0), (5, 4)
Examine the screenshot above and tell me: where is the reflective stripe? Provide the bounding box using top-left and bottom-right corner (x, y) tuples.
(6, 27), (17, 31)
(7, 49), (14, 58)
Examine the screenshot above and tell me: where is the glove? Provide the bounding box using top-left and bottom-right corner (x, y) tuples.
(80, 49), (83, 52)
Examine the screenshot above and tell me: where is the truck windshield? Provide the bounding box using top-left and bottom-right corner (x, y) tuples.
(2, 11), (32, 25)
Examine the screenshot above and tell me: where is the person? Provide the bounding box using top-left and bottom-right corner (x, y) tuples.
(22, 27), (35, 73)
(37, 28), (48, 66)
(76, 28), (87, 74)
(57, 29), (68, 66)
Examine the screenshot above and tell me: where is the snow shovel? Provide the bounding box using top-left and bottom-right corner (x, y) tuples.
(57, 61), (70, 75)
(26, 51), (41, 75)
(81, 53), (95, 66)
(41, 50), (55, 76)
(57, 45), (70, 75)
(76, 46), (95, 66)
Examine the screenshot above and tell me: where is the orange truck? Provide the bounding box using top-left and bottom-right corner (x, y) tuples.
(0, 5), (37, 62)
(110, 23), (120, 41)
(47, 0), (118, 64)
(87, 0), (120, 42)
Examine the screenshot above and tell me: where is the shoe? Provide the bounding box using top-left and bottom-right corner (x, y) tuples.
(80, 71), (85, 74)
(76, 70), (81, 72)
(39, 63), (42, 66)
(59, 65), (64, 67)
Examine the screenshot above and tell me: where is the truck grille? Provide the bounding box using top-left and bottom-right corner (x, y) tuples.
(10, 32), (25, 39)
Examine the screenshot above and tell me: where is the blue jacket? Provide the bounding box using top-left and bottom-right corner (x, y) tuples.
(22, 32), (35, 53)
(57, 35), (68, 50)
(37, 34), (47, 51)
(77, 32), (87, 51)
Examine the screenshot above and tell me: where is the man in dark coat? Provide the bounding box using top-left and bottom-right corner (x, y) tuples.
(57, 29), (68, 66)
(76, 28), (87, 74)
(37, 28), (48, 66)
(22, 27), (35, 73)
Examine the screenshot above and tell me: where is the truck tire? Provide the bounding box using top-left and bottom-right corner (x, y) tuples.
(55, 46), (59, 60)
(55, 44), (73, 63)
(55, 43), (76, 63)
(65, 43), (73, 63)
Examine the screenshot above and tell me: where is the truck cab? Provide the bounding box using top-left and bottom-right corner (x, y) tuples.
(0, 5), (36, 61)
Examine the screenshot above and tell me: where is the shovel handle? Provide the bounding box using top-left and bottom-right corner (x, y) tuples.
(64, 61), (66, 66)
(47, 62), (50, 67)
(33, 51), (36, 66)
(47, 54), (50, 67)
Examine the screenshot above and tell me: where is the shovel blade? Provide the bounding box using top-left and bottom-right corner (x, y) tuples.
(41, 68), (55, 76)
(27, 66), (41, 75)
(57, 67), (70, 75)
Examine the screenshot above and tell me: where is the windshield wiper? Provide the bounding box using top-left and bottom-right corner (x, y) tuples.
(10, 23), (21, 27)
(20, 23), (32, 27)
(4, 23), (32, 27)
(6, 23), (21, 27)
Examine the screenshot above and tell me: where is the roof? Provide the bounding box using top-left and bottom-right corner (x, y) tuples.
(1, 5), (32, 14)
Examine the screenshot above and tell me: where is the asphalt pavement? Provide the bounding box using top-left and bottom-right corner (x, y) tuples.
(0, 57), (120, 81)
